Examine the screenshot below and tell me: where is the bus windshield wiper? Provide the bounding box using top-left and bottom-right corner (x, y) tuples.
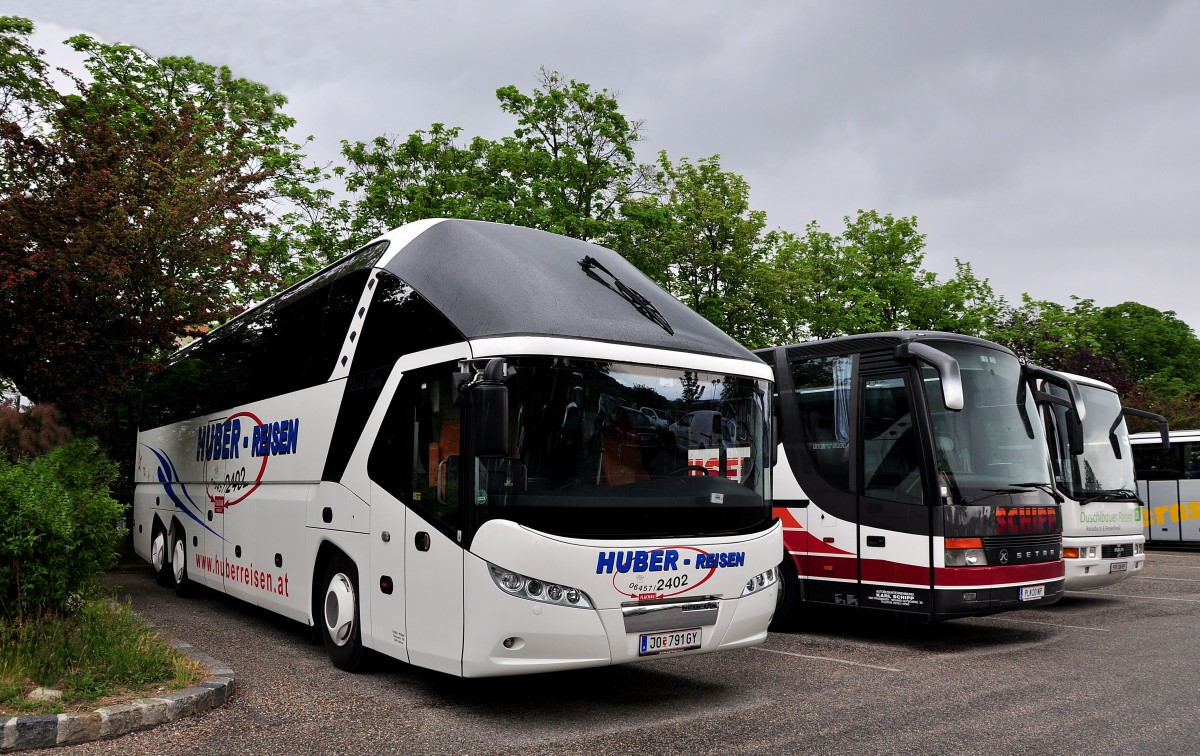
(1078, 488), (1142, 505)
(961, 482), (1063, 504)
(580, 256), (674, 335)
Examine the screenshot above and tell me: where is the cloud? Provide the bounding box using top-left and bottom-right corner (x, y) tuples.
(10, 0), (1200, 329)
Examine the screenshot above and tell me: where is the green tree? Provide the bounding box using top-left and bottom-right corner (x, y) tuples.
(330, 68), (651, 259)
(988, 296), (1136, 391)
(0, 17), (53, 129)
(491, 68), (648, 241)
(783, 210), (1002, 340)
(1126, 377), (1200, 432)
(0, 19), (274, 429)
(334, 123), (494, 248)
(910, 260), (1004, 336)
(1091, 302), (1200, 390)
(608, 153), (783, 348)
(62, 31), (323, 301)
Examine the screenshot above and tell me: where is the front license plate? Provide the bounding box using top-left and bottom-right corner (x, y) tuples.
(1110, 561), (1128, 573)
(639, 628), (701, 656)
(1019, 585), (1045, 601)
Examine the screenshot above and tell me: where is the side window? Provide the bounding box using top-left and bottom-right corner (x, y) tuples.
(368, 363), (463, 539)
(1132, 443), (1180, 481)
(312, 241), (390, 380)
(790, 355), (852, 491)
(1184, 443), (1200, 480)
(351, 270), (464, 374)
(860, 376), (925, 505)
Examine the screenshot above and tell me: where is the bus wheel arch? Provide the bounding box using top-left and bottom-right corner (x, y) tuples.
(769, 550), (802, 631)
(313, 545), (366, 671)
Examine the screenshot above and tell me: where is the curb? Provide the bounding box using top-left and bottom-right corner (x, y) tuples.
(0, 640), (234, 752)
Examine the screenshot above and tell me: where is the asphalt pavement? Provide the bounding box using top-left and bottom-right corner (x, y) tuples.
(58, 550), (1200, 755)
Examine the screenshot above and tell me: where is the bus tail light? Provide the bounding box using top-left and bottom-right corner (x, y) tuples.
(488, 563), (593, 609)
(945, 537), (987, 567)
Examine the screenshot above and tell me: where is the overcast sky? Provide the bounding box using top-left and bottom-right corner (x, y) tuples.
(12, 0), (1200, 331)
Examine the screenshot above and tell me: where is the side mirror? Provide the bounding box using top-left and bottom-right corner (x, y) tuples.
(894, 342), (963, 411)
(1032, 389), (1085, 456)
(471, 358), (510, 457)
(1121, 407), (1170, 451)
(1023, 365), (1087, 423)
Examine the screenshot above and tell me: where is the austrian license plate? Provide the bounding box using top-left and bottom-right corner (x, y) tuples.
(639, 628), (701, 656)
(1110, 561), (1128, 573)
(1019, 585), (1045, 601)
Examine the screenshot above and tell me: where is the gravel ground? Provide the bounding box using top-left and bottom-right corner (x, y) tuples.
(55, 550), (1200, 755)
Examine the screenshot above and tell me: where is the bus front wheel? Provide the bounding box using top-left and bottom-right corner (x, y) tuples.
(321, 555), (365, 672)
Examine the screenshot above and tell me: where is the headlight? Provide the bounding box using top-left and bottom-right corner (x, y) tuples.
(945, 537), (987, 567)
(742, 566), (778, 597)
(488, 563), (593, 609)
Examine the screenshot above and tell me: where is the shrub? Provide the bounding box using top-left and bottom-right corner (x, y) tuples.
(0, 403), (72, 463)
(0, 439), (127, 619)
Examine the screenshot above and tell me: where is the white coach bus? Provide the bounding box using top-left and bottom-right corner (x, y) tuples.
(1039, 373), (1167, 588)
(133, 219), (780, 677)
(1131, 428), (1200, 545)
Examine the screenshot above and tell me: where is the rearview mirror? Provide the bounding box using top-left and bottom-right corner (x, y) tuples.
(894, 342), (963, 411)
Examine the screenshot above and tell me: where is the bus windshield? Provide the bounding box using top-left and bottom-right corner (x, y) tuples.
(472, 357), (770, 539)
(1049, 383), (1136, 499)
(921, 343), (1053, 504)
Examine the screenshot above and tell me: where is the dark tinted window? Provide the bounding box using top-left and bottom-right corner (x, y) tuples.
(351, 271), (463, 374)
(861, 376), (924, 505)
(140, 241), (389, 427)
(790, 355), (853, 491)
(368, 363), (463, 540)
(1134, 442), (1200, 480)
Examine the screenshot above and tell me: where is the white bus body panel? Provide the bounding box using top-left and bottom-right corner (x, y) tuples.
(1060, 497), (1145, 590)
(1142, 479), (1200, 543)
(461, 519), (782, 678)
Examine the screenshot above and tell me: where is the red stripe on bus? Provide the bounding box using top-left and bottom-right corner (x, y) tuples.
(934, 560), (1064, 586)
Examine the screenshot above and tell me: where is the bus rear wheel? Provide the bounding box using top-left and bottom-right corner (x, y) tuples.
(170, 527), (197, 598)
(321, 555), (365, 671)
(151, 524), (173, 587)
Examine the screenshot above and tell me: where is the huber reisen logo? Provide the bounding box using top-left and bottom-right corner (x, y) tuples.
(196, 411), (300, 512)
(595, 547), (746, 600)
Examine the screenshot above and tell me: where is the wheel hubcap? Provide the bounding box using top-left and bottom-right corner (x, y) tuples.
(324, 573), (356, 646)
(151, 532), (166, 573)
(172, 538), (187, 584)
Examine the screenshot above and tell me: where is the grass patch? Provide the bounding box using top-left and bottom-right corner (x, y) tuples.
(0, 598), (206, 715)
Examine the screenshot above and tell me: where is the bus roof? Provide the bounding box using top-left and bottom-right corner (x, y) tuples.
(374, 219), (759, 363)
(1052, 371), (1117, 393)
(1130, 429), (1200, 444)
(754, 331), (1017, 360)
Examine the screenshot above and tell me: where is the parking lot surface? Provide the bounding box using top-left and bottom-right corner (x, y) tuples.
(61, 549), (1200, 755)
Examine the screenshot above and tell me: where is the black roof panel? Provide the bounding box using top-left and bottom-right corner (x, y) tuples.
(382, 220), (757, 362)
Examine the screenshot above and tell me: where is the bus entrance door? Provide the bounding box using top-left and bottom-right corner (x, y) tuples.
(856, 373), (933, 615)
(368, 483), (409, 663)
(1145, 480), (1183, 543)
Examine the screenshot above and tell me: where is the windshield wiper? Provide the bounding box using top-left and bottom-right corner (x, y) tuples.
(961, 482), (1063, 504)
(1078, 488), (1142, 505)
(579, 256), (674, 335)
